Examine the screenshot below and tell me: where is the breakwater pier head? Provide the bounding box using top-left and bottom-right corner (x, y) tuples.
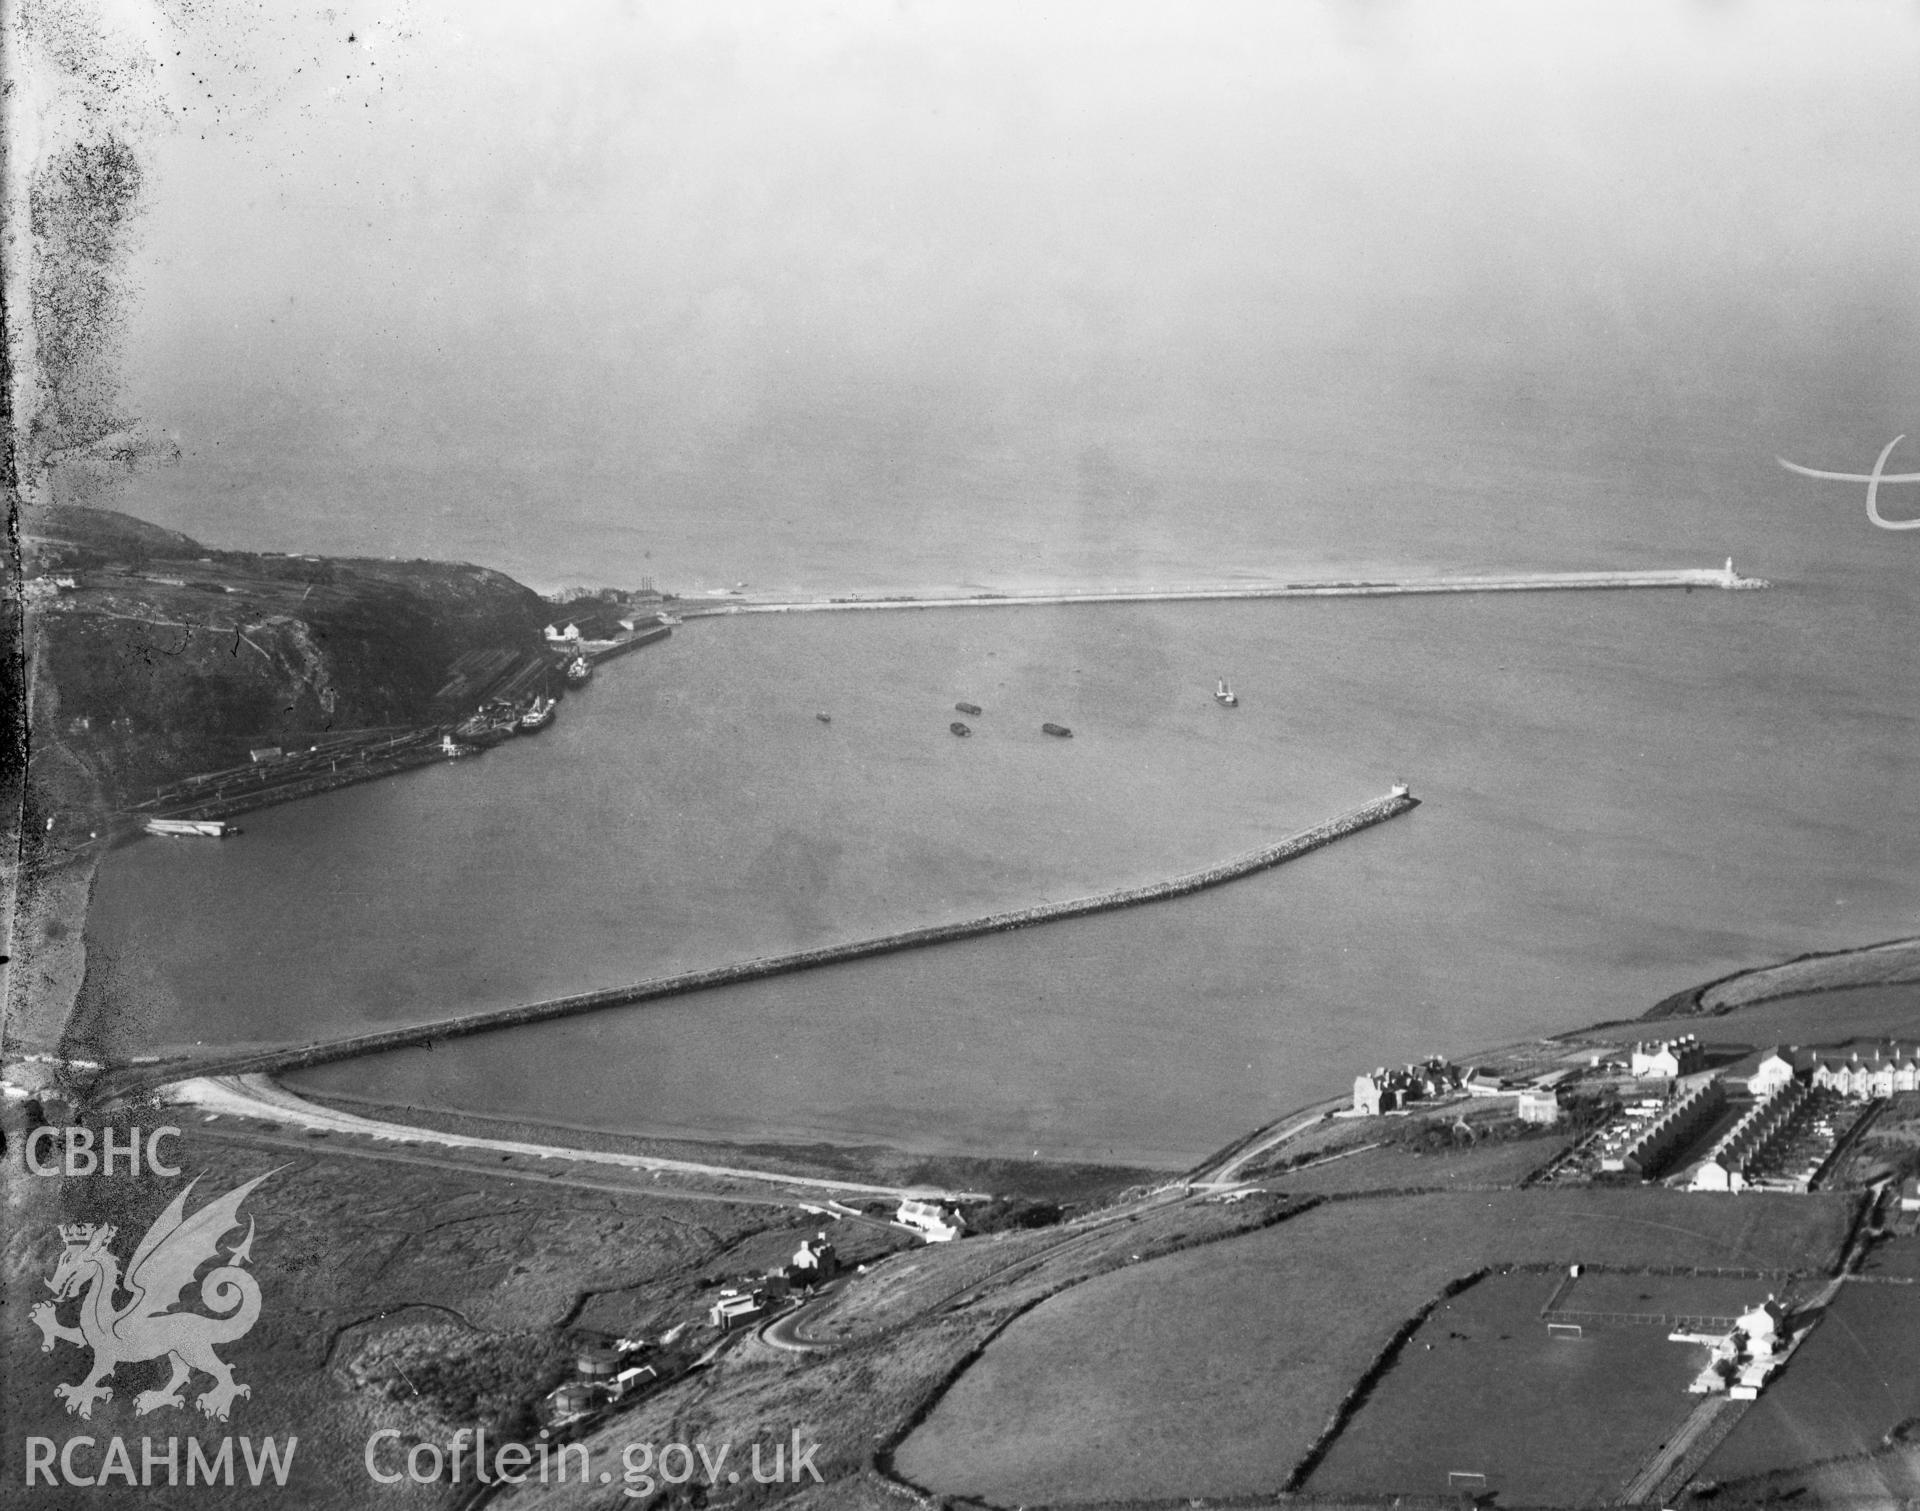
(99, 788), (1419, 1105)
(679, 562), (1766, 618)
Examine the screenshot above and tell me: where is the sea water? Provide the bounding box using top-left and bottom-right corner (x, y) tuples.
(81, 2), (1920, 1163)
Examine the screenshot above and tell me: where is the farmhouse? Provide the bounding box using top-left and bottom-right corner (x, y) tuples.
(1678, 1295), (1800, 1399)
(790, 1233), (839, 1283)
(897, 1199), (966, 1242)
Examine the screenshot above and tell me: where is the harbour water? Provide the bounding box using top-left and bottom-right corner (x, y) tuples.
(87, 561), (1920, 1164)
(79, 2), (1920, 1164)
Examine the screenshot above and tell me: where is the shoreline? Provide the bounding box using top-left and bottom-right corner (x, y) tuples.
(251, 1083), (1164, 1200)
(170, 1074), (996, 1203)
(120, 926), (1920, 1211)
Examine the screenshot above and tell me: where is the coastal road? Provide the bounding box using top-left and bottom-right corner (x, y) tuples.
(171, 1074), (989, 1206)
(1191, 1098), (1349, 1189)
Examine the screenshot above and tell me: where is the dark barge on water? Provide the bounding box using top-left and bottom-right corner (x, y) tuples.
(1042, 722), (1072, 738)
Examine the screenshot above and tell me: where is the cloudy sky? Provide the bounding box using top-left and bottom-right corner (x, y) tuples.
(20, 1), (1920, 585)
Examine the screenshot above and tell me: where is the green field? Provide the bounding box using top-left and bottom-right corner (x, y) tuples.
(1270, 1131), (1568, 1195)
(1704, 1279), (1920, 1483)
(1642, 981), (1920, 1051)
(1551, 1270), (1810, 1322)
(1306, 1273), (1699, 1504)
(892, 1188), (1853, 1506)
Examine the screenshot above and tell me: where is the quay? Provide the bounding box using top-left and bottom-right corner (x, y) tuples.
(99, 787), (1419, 1102)
(679, 562), (1766, 618)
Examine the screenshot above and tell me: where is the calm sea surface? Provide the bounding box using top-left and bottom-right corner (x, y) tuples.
(85, 4), (1920, 1165)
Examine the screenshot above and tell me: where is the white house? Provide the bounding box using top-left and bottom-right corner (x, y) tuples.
(896, 1199), (966, 1242)
(1748, 1048), (1803, 1096)
(1515, 1089), (1563, 1125)
(1631, 1035), (1706, 1080)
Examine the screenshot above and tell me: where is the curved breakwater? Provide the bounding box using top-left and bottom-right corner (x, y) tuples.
(121, 789), (1419, 1095)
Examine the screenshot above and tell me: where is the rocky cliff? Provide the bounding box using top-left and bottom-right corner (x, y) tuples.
(19, 504), (550, 814)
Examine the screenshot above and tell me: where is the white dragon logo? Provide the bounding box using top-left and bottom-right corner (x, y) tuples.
(31, 1171), (274, 1421)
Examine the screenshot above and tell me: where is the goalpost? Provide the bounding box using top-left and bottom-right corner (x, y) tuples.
(1547, 1321), (1584, 1340)
(1448, 1470), (1489, 1493)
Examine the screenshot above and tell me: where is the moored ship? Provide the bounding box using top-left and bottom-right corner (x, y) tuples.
(145, 817), (238, 838)
(565, 655), (592, 685)
(519, 695), (557, 732)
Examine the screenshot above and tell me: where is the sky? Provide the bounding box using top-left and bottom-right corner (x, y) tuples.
(16, 0), (1920, 586)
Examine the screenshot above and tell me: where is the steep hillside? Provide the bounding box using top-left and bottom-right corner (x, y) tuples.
(20, 504), (551, 811)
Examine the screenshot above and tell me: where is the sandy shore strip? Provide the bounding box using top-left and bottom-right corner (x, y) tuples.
(168, 1074), (989, 1202)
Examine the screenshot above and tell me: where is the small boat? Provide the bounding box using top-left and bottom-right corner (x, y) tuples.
(950, 721), (971, 737)
(1041, 722), (1072, 738)
(1215, 679), (1238, 707)
(955, 702), (982, 717)
(565, 655), (592, 685)
(816, 712), (832, 724)
(519, 696), (557, 732)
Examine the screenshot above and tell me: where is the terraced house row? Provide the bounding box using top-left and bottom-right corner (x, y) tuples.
(1751, 1043), (1920, 1099)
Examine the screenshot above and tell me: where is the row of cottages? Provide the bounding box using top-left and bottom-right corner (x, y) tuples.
(1751, 1043), (1920, 1100)
(1690, 1080), (1809, 1192)
(1352, 1057), (1465, 1116)
(1601, 1077), (1727, 1176)
(1630, 1035), (1707, 1080)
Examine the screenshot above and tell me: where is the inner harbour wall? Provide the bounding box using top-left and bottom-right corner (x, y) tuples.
(116, 789), (1420, 1098)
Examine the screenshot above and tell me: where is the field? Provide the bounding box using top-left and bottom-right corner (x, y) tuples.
(1550, 1269), (1809, 1324)
(1702, 1279), (1920, 1483)
(1305, 1272), (1700, 1504)
(1268, 1130), (1569, 1195)
(1647, 981), (1920, 1053)
(3, 1125), (792, 1509)
(891, 1187), (1854, 1506)
(1698, 940), (1920, 1015)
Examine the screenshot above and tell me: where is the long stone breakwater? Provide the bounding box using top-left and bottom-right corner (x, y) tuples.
(680, 564), (1767, 618)
(108, 789), (1418, 1101)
